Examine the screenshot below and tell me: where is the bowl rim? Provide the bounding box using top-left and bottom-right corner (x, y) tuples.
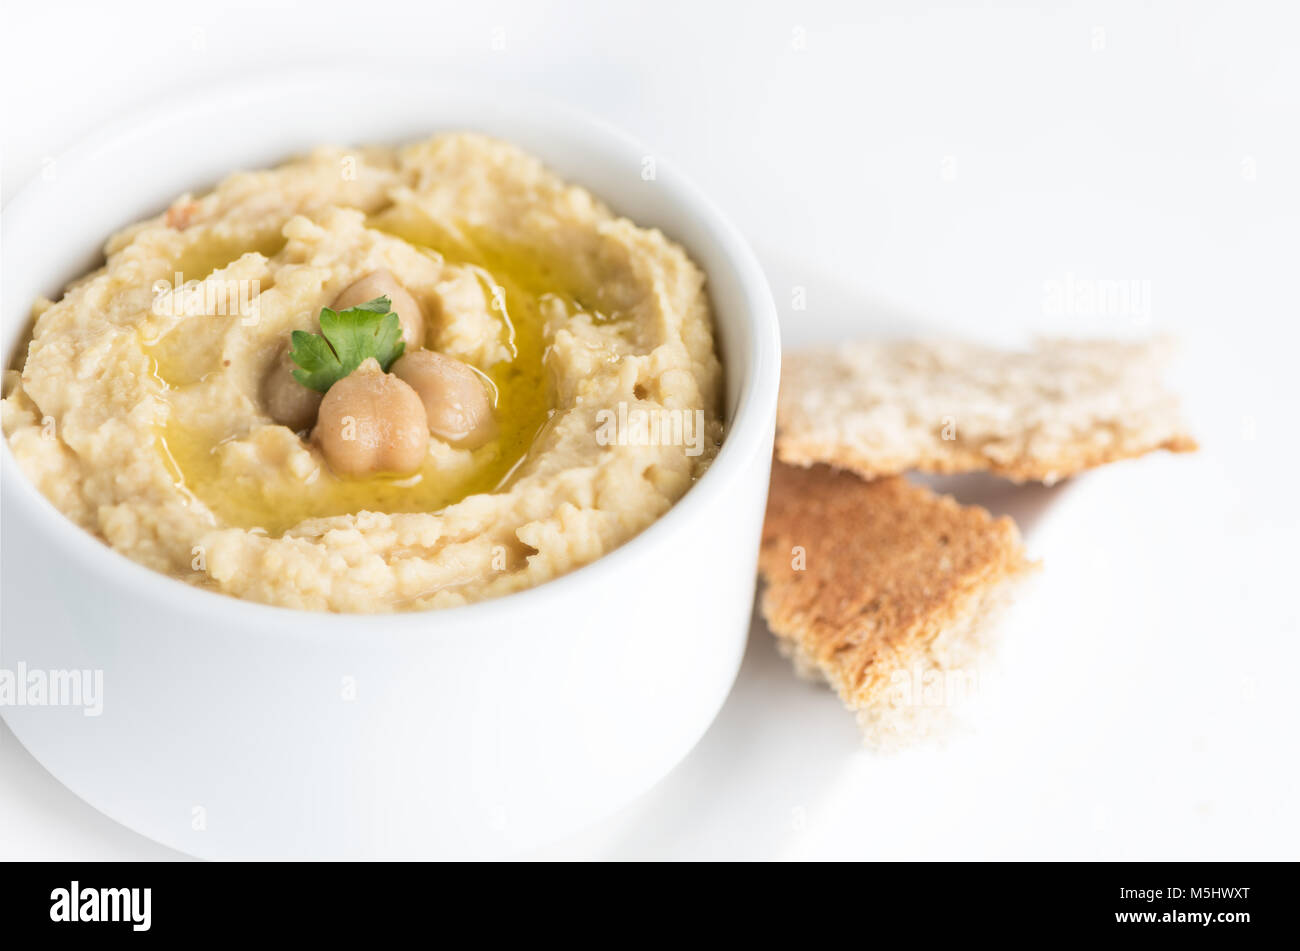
(0, 72), (781, 631)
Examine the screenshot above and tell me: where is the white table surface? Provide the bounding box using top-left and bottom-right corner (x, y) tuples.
(2, 0), (1297, 861)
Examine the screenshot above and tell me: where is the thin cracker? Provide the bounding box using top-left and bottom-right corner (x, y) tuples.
(759, 463), (1036, 747)
(777, 337), (1196, 484)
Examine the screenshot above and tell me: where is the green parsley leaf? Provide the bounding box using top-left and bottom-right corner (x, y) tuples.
(289, 296), (407, 392)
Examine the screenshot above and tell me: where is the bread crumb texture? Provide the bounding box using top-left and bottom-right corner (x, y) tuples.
(759, 463), (1036, 748)
(777, 337), (1196, 484)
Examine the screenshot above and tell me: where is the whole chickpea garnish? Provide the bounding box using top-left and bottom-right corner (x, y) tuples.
(262, 342), (324, 431)
(334, 270), (425, 350)
(391, 350), (496, 448)
(313, 358), (429, 476)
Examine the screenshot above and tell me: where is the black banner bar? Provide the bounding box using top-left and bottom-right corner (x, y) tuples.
(1, 861), (1287, 939)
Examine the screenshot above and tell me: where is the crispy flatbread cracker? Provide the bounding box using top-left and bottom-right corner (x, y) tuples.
(777, 338), (1196, 484)
(759, 463), (1036, 747)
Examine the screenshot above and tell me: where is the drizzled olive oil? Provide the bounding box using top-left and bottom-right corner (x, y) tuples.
(154, 219), (569, 536)
(170, 230), (287, 287)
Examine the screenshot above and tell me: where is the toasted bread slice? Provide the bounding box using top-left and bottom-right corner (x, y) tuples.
(777, 337), (1196, 484)
(759, 463), (1036, 747)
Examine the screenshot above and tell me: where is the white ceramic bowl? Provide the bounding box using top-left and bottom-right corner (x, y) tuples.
(0, 75), (779, 859)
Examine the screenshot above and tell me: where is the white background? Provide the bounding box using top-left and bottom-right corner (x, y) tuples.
(2, 0), (1297, 859)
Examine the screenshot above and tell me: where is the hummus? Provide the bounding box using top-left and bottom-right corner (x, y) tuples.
(2, 134), (723, 611)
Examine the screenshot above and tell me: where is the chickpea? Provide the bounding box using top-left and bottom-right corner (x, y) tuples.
(262, 342), (323, 432)
(313, 358), (429, 476)
(391, 350), (496, 449)
(333, 269), (424, 350)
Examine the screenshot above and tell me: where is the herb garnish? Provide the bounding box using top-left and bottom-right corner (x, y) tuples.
(289, 296), (406, 393)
